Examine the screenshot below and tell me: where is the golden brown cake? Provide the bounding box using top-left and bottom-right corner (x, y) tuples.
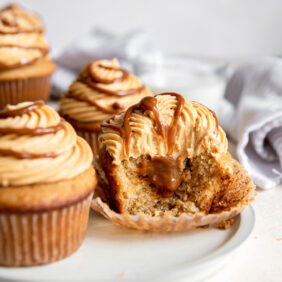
(92, 93), (255, 231)
(0, 4), (56, 108)
(0, 101), (96, 266)
(59, 58), (152, 156)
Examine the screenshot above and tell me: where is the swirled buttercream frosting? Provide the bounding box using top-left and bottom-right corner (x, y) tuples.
(0, 4), (49, 69)
(99, 93), (228, 167)
(0, 101), (93, 186)
(60, 58), (152, 130)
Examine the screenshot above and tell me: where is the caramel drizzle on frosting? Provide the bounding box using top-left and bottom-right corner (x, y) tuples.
(0, 119), (65, 136)
(0, 4), (47, 68)
(0, 149), (57, 159)
(102, 92), (185, 155)
(0, 100), (44, 118)
(80, 62), (145, 97)
(65, 92), (122, 115)
(0, 4), (43, 34)
(0, 102), (66, 159)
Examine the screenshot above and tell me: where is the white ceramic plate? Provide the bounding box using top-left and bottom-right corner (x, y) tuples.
(0, 206), (254, 282)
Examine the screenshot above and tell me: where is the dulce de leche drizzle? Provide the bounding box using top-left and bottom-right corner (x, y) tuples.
(80, 61), (145, 97)
(139, 155), (183, 197)
(0, 100), (44, 118)
(65, 92), (123, 115)
(0, 149), (57, 159)
(102, 93), (185, 155)
(0, 4), (43, 34)
(0, 4), (48, 69)
(0, 102), (66, 159)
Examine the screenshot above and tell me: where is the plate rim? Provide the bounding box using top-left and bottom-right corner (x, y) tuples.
(0, 205), (255, 282)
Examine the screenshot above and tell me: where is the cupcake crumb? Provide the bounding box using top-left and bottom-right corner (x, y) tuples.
(216, 218), (235, 230)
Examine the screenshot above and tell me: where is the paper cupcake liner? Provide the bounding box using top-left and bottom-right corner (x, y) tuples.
(0, 75), (52, 109)
(92, 190), (255, 232)
(0, 193), (93, 266)
(76, 129), (100, 157)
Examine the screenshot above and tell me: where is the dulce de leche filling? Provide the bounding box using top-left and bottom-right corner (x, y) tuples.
(0, 4), (49, 69)
(59, 58), (152, 130)
(99, 93), (227, 196)
(0, 101), (93, 186)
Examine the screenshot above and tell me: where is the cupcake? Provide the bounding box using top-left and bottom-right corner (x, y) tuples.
(92, 93), (255, 231)
(0, 101), (96, 266)
(0, 4), (56, 108)
(59, 58), (152, 156)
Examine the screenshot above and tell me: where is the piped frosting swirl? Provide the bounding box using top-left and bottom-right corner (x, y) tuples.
(0, 101), (93, 186)
(60, 58), (152, 130)
(0, 4), (49, 69)
(99, 93), (228, 167)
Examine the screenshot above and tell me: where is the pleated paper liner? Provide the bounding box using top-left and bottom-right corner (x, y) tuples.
(92, 188), (255, 232)
(76, 129), (100, 156)
(0, 193), (93, 267)
(0, 75), (52, 109)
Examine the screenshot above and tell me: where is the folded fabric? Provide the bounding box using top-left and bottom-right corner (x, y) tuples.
(51, 28), (158, 98)
(218, 57), (282, 189)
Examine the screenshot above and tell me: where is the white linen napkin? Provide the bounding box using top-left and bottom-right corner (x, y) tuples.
(218, 57), (282, 189)
(51, 28), (158, 98)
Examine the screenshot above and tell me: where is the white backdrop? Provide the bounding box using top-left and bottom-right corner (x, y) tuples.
(1, 0), (282, 58)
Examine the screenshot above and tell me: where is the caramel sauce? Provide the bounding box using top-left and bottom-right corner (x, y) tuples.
(0, 101), (44, 118)
(0, 119), (65, 136)
(79, 61), (145, 97)
(139, 155), (183, 197)
(0, 4), (43, 34)
(0, 5), (46, 68)
(0, 102), (66, 159)
(65, 92), (121, 114)
(102, 93), (185, 155)
(88, 63), (129, 84)
(0, 149), (57, 159)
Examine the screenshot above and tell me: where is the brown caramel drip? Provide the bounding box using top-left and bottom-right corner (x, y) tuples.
(88, 63), (129, 84)
(0, 4), (43, 34)
(102, 93), (185, 156)
(79, 61), (145, 97)
(160, 93), (185, 153)
(0, 101), (44, 118)
(139, 155), (183, 197)
(65, 92), (121, 115)
(0, 119), (65, 136)
(82, 79), (145, 97)
(0, 148), (57, 159)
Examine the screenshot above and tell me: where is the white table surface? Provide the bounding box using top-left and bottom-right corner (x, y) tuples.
(203, 142), (282, 282)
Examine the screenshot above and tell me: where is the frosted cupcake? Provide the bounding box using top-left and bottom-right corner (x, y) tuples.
(60, 58), (152, 156)
(0, 101), (96, 266)
(92, 93), (255, 231)
(0, 4), (56, 108)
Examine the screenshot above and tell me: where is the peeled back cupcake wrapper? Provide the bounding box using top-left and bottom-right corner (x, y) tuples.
(92, 188), (255, 232)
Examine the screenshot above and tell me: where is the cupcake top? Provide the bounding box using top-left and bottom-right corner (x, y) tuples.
(60, 58), (152, 131)
(0, 101), (93, 187)
(99, 93), (228, 167)
(0, 4), (55, 79)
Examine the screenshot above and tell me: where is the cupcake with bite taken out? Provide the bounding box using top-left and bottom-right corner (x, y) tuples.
(0, 101), (96, 266)
(0, 4), (56, 108)
(59, 58), (152, 156)
(92, 93), (255, 231)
